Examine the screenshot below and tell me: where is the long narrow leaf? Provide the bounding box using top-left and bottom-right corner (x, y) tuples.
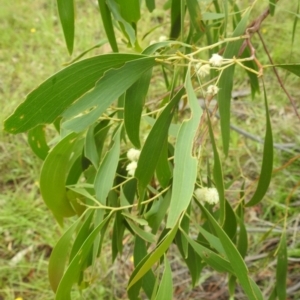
(94, 126), (122, 204)
(135, 88), (185, 204)
(55, 213), (112, 300)
(218, 8), (251, 155)
(207, 111), (225, 224)
(200, 204), (263, 300)
(4, 54), (145, 134)
(166, 70), (202, 228)
(125, 69), (152, 148)
(62, 57), (156, 132)
(155, 257), (173, 300)
(128, 223), (178, 289)
(40, 133), (84, 225)
(48, 218), (81, 292)
(97, 0), (118, 52)
(57, 0), (75, 55)
(246, 84), (273, 207)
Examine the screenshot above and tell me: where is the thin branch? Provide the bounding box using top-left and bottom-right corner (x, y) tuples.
(258, 31), (300, 119)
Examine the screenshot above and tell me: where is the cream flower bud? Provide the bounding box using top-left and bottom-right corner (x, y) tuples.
(209, 53), (223, 67)
(196, 63), (210, 78)
(126, 161), (137, 176)
(206, 85), (219, 96)
(194, 187), (219, 205)
(127, 148), (141, 162)
(159, 35), (167, 42)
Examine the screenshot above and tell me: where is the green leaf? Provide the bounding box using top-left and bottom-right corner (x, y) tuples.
(69, 211), (94, 262)
(269, 0), (276, 16)
(115, 0), (140, 23)
(197, 226), (226, 257)
(217, 8), (251, 156)
(4, 54), (144, 134)
(155, 257), (173, 300)
(292, 1), (300, 45)
(240, 46), (260, 99)
(166, 70), (202, 228)
(84, 120), (110, 168)
(246, 84), (273, 207)
(202, 12), (225, 20)
(48, 218), (81, 292)
(94, 126), (122, 204)
(62, 57), (156, 132)
(200, 204), (263, 300)
(276, 63), (300, 77)
(125, 69), (152, 148)
(143, 116), (181, 137)
(97, 0), (118, 52)
(145, 189), (172, 234)
(186, 0), (203, 34)
(106, 0), (136, 46)
(146, 0), (155, 12)
(55, 213), (112, 300)
(112, 211), (126, 261)
(63, 40), (108, 65)
(183, 232), (234, 274)
(122, 212), (148, 226)
(276, 231), (287, 300)
(57, 0), (75, 55)
(207, 111), (225, 224)
(40, 133), (84, 225)
(135, 88), (184, 204)
(176, 233), (203, 286)
(237, 215), (248, 258)
(128, 223), (178, 290)
(142, 40), (192, 56)
(27, 125), (50, 160)
(130, 236), (156, 299)
(126, 219), (156, 243)
(155, 139), (172, 188)
(223, 199), (237, 239)
(170, 0), (182, 39)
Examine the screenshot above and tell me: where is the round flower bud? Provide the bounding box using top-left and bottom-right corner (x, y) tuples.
(127, 148), (141, 162)
(206, 85), (219, 96)
(209, 53), (223, 67)
(126, 161), (138, 176)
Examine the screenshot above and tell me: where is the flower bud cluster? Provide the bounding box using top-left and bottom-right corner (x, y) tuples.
(209, 53), (223, 67)
(126, 148), (141, 176)
(194, 187), (219, 205)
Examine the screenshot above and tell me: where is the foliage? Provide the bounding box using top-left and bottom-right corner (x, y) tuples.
(3, 0), (300, 299)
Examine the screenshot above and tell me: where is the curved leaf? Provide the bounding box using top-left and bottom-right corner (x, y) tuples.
(166, 71), (202, 228)
(97, 0), (118, 52)
(62, 57), (156, 132)
(40, 133), (84, 225)
(4, 54), (145, 134)
(200, 204), (263, 300)
(155, 257), (173, 300)
(94, 126), (122, 204)
(48, 218), (81, 292)
(55, 213), (112, 300)
(106, 0), (136, 46)
(276, 63), (300, 77)
(27, 125), (50, 160)
(125, 69), (152, 148)
(246, 84), (273, 207)
(135, 88), (185, 204)
(128, 223), (178, 290)
(57, 0), (75, 55)
(217, 8), (251, 155)
(207, 111), (225, 224)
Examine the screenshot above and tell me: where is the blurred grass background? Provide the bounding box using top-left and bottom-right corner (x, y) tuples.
(0, 0), (300, 299)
